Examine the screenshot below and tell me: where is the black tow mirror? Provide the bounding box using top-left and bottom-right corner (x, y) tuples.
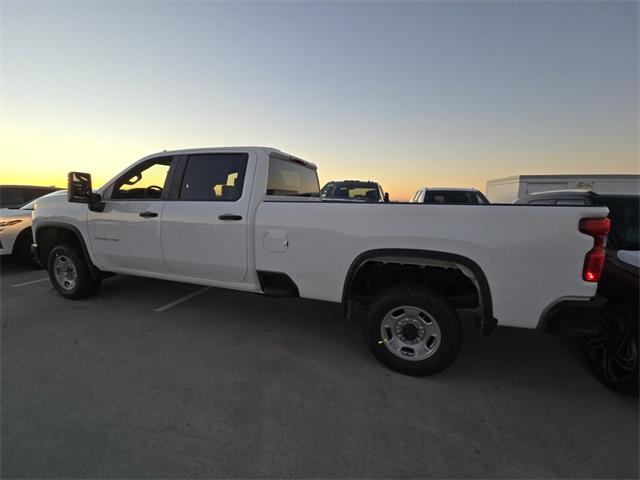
(384, 192), (390, 203)
(68, 172), (92, 203)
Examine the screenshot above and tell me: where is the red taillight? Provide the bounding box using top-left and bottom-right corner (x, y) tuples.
(579, 217), (611, 282)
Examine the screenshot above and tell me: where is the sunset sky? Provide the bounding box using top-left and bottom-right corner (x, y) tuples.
(1, 1), (638, 200)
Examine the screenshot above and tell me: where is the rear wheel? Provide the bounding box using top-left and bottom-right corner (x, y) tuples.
(47, 244), (101, 299)
(365, 285), (462, 376)
(585, 308), (638, 395)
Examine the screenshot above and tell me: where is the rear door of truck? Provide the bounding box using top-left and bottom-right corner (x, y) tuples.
(160, 151), (256, 282)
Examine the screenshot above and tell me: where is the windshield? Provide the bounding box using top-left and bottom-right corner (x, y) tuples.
(601, 197), (639, 250)
(321, 182), (380, 201)
(424, 190), (485, 204)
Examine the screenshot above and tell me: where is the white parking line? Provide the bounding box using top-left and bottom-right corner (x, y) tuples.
(11, 277), (50, 288)
(154, 286), (211, 312)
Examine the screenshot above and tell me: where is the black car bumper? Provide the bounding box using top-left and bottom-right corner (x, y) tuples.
(538, 295), (608, 335)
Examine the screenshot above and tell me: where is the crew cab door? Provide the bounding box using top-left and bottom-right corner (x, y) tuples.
(88, 156), (175, 273)
(160, 152), (254, 282)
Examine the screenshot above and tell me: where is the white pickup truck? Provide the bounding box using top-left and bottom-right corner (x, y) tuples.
(32, 147), (610, 376)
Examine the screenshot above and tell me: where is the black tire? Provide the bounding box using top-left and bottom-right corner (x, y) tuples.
(365, 284), (462, 376)
(585, 307), (638, 395)
(47, 243), (101, 299)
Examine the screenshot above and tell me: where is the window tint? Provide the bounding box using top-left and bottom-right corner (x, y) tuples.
(112, 157), (173, 200)
(267, 157), (319, 197)
(180, 153), (248, 201)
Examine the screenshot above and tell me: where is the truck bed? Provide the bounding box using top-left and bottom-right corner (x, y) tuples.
(255, 200), (607, 329)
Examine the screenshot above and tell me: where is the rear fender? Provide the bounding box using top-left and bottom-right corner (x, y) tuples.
(342, 248), (497, 336)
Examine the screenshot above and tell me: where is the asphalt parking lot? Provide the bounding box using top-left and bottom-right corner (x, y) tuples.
(1, 258), (638, 479)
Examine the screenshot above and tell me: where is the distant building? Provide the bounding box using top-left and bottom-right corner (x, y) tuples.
(486, 174), (640, 203)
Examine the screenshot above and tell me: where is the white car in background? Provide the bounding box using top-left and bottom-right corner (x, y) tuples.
(0, 191), (63, 266)
(0, 200), (36, 264)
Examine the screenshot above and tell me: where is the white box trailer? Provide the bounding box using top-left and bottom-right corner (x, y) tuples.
(486, 174), (640, 203)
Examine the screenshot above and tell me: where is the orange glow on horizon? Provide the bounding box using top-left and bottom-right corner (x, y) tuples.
(2, 128), (638, 203)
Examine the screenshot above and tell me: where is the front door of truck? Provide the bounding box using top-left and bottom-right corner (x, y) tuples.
(88, 156), (175, 274)
(160, 152), (253, 283)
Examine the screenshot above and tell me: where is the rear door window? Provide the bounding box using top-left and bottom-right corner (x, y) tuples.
(179, 153), (248, 201)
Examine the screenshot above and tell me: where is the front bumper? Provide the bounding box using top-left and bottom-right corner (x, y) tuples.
(538, 295), (607, 335)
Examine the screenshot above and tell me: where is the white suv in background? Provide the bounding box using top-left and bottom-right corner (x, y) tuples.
(0, 190), (64, 266)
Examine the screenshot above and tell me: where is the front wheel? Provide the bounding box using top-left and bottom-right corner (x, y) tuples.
(365, 285), (462, 376)
(585, 308), (638, 395)
(47, 244), (101, 299)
